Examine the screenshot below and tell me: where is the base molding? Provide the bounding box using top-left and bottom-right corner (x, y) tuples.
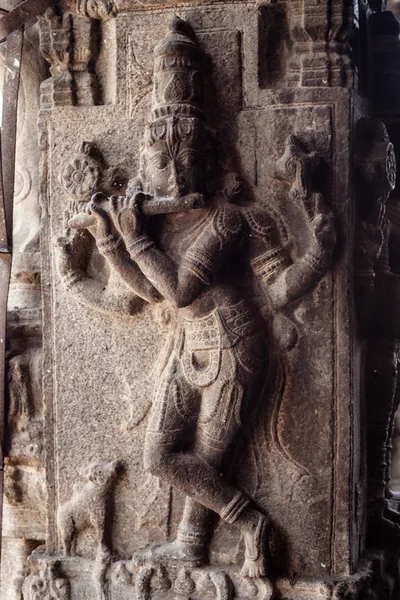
(21, 551), (399, 600)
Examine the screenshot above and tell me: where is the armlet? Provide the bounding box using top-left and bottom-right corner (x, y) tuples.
(212, 205), (243, 246)
(250, 246), (289, 281)
(181, 247), (214, 285)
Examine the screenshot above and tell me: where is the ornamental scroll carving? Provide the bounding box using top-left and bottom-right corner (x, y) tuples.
(57, 17), (336, 583)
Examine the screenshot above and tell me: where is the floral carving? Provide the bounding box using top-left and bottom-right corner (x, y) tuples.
(61, 142), (102, 203)
(62, 157), (101, 201)
(23, 560), (70, 600)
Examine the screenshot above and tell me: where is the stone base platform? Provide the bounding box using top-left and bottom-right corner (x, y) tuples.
(21, 550), (400, 600)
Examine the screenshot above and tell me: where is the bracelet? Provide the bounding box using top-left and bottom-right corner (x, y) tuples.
(61, 271), (82, 290)
(126, 235), (155, 260)
(251, 246), (289, 282)
(97, 235), (121, 256)
(305, 251), (329, 273)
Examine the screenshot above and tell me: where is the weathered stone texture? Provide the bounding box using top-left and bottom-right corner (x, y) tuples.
(1, 1), (400, 599)
(40, 2), (353, 594)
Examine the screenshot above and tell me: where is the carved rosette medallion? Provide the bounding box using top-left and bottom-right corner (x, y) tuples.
(62, 142), (102, 203)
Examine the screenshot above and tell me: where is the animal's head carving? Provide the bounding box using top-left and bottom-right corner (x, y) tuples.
(81, 459), (123, 486)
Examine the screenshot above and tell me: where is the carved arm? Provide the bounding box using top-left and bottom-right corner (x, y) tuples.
(67, 201), (162, 306)
(245, 194), (336, 310)
(122, 235), (208, 309)
(113, 202), (242, 309)
(57, 235), (146, 317)
(94, 234), (162, 304)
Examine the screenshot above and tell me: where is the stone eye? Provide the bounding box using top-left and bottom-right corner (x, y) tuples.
(150, 153), (170, 170)
(151, 121), (167, 141)
(178, 150), (199, 168)
(177, 118), (194, 139)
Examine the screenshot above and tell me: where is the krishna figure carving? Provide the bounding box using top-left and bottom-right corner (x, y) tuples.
(61, 17), (335, 577)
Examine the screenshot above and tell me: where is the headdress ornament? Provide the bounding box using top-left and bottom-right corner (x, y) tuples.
(151, 16), (204, 121)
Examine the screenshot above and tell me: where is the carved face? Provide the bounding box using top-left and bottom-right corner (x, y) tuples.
(85, 459), (121, 485)
(143, 116), (208, 199)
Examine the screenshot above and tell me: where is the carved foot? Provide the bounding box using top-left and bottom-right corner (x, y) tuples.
(368, 515), (400, 550)
(133, 540), (207, 569)
(241, 516), (270, 578)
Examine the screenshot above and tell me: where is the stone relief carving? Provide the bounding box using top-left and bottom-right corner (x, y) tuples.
(127, 39), (153, 118)
(56, 140), (138, 316)
(59, 16), (336, 583)
(5, 252), (44, 475)
(116, 365), (152, 431)
(61, 141), (104, 234)
(272, 0), (355, 88)
(38, 9), (73, 108)
(0, 27), (46, 594)
(133, 564), (272, 600)
(7, 351), (43, 459)
(22, 558), (70, 600)
(354, 118), (400, 550)
(57, 458), (123, 557)
(62, 142), (102, 203)
(70, 14), (99, 106)
(62, 0), (119, 20)
(39, 2), (116, 108)
(56, 459), (122, 600)
(3, 294), (45, 598)
(61, 140), (127, 227)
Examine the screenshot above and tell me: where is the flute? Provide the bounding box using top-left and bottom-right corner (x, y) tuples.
(68, 192), (206, 229)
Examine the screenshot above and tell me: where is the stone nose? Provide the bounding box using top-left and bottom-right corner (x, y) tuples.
(167, 162), (185, 197)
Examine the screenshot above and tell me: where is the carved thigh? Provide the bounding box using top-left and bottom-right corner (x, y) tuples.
(147, 350), (200, 438)
(197, 350), (242, 449)
(197, 338), (268, 451)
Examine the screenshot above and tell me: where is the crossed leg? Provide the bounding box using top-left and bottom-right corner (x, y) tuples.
(133, 346), (270, 576)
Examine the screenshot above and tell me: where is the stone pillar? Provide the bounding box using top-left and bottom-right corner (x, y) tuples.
(1, 1), (399, 599)
(0, 19), (47, 600)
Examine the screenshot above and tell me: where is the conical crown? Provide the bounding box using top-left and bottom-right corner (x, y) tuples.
(151, 17), (204, 121)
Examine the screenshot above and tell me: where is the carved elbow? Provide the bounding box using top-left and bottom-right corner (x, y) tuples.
(171, 285), (192, 308)
(176, 296), (192, 309)
(147, 288), (163, 304)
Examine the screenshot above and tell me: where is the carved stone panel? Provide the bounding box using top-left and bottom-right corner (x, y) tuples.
(237, 105), (336, 575)
(36, 3), (364, 599)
